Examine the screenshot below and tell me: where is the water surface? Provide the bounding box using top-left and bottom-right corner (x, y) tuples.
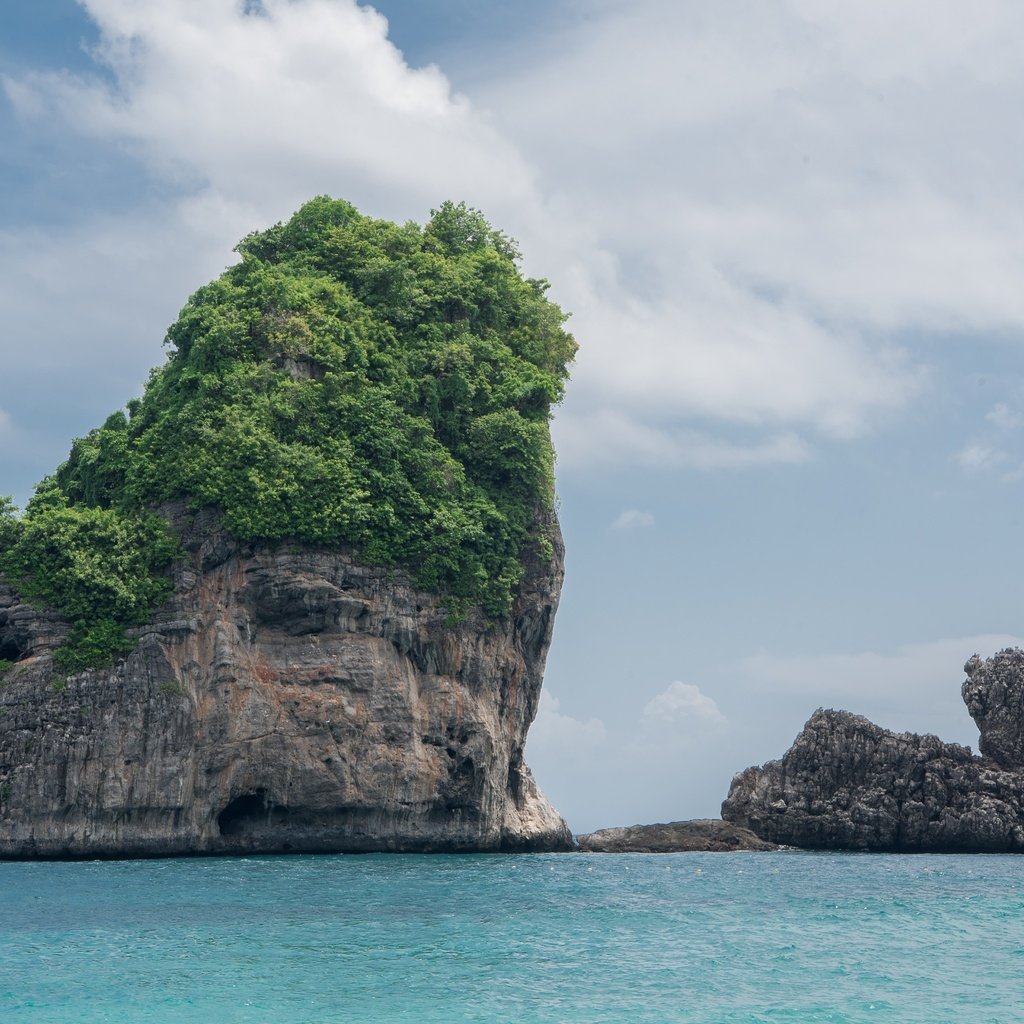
(2, 852), (1020, 1023)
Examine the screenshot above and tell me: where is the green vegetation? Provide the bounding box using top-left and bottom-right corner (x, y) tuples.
(1, 499), (177, 673)
(0, 497), (18, 550)
(0, 198), (575, 669)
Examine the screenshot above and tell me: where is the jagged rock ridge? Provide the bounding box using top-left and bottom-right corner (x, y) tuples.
(0, 506), (572, 857)
(722, 648), (1024, 852)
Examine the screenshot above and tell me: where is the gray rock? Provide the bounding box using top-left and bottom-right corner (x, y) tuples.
(0, 510), (571, 857)
(962, 648), (1024, 768)
(722, 691), (1024, 852)
(576, 818), (777, 852)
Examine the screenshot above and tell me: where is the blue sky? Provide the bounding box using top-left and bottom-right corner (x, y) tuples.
(3, 0), (1024, 832)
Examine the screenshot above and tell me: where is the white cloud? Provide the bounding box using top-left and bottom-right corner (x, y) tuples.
(6, 0), (534, 225)
(955, 443), (1007, 472)
(487, 0), (1024, 332)
(476, 0), (1024, 453)
(527, 682), (733, 830)
(0, 213), (223, 377)
(553, 409), (812, 471)
(641, 680), (727, 728)
(987, 402), (1024, 431)
(739, 634), (1024, 746)
(741, 634), (1024, 698)
(951, 400), (1024, 479)
(610, 509), (654, 531)
(558, 279), (923, 445)
(789, 0), (1024, 86)
(528, 691), (607, 759)
(3, 0), (983, 483)
(0, 0), (544, 484)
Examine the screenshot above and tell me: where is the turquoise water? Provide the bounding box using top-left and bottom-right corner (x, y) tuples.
(2, 852), (1022, 1023)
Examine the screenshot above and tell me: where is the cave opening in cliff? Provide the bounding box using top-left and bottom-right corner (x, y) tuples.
(0, 637), (25, 663)
(218, 791), (271, 836)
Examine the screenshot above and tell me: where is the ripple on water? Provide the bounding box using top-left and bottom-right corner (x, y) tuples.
(1, 852), (1023, 1023)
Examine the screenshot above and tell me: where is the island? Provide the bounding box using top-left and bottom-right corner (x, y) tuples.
(0, 198), (576, 857)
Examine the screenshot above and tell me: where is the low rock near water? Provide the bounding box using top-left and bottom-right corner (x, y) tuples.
(576, 818), (776, 853)
(722, 648), (1024, 852)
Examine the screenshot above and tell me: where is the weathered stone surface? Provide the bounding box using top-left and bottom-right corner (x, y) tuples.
(962, 648), (1024, 769)
(0, 508), (571, 857)
(576, 818), (776, 853)
(722, 701), (1024, 852)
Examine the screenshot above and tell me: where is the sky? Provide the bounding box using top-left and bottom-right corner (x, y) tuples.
(3, 0), (1024, 834)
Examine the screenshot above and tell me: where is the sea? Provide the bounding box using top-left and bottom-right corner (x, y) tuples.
(1, 851), (1021, 1023)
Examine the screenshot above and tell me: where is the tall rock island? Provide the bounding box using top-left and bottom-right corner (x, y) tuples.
(723, 648), (1024, 852)
(0, 198), (575, 857)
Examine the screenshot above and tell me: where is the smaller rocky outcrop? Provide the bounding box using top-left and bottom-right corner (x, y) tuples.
(576, 818), (776, 853)
(723, 647), (1024, 852)
(962, 648), (1024, 768)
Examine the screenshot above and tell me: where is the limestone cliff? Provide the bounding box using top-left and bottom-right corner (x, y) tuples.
(0, 506), (572, 857)
(722, 648), (1024, 852)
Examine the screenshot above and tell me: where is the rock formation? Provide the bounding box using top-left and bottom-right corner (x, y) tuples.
(961, 648), (1024, 768)
(0, 506), (572, 857)
(722, 648), (1024, 852)
(576, 819), (776, 853)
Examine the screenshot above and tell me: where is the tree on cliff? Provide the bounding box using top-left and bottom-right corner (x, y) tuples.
(0, 199), (576, 671)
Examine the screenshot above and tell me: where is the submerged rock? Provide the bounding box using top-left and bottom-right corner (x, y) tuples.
(723, 648), (1024, 852)
(0, 507), (572, 857)
(576, 818), (776, 853)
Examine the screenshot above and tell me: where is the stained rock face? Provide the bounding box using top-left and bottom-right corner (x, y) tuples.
(0, 508), (572, 857)
(576, 819), (776, 853)
(722, 649), (1024, 852)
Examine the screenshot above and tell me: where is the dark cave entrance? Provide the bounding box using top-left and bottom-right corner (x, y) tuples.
(218, 791), (269, 836)
(217, 790), (290, 836)
(0, 637), (25, 663)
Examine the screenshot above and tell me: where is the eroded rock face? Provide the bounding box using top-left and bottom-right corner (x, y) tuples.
(962, 648), (1024, 769)
(575, 819), (776, 853)
(723, 648), (1024, 852)
(0, 508), (571, 857)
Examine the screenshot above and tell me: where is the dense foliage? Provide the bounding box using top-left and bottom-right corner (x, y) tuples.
(0, 496), (177, 673)
(0, 198), (575, 669)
